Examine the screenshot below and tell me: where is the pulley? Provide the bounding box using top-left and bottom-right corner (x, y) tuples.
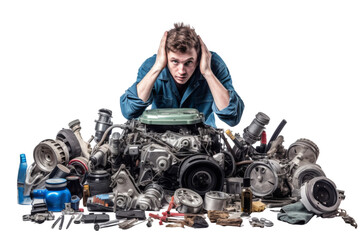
(33, 139), (69, 173)
(56, 129), (82, 160)
(136, 183), (164, 211)
(178, 155), (224, 196)
(174, 188), (203, 214)
(244, 160), (283, 197)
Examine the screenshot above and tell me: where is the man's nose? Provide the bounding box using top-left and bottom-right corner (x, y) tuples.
(178, 64), (186, 74)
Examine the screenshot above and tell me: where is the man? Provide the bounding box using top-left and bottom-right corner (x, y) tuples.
(120, 23), (244, 127)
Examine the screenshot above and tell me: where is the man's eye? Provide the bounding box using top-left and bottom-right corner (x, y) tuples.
(185, 61), (193, 66)
(172, 60), (178, 64)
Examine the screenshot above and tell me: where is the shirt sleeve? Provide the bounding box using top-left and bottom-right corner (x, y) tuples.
(120, 56), (155, 119)
(210, 52), (245, 127)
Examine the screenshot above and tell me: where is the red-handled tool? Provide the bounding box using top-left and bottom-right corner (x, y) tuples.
(149, 196), (185, 225)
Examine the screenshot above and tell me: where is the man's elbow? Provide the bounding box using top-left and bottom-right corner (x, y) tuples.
(224, 100), (245, 127)
(120, 96), (134, 120)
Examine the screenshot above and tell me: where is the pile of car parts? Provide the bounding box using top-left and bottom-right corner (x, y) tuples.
(17, 108), (357, 230)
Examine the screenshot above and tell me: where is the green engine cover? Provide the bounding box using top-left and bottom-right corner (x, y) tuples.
(139, 108), (205, 125)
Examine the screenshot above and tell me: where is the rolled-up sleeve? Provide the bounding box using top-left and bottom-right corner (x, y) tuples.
(212, 89), (244, 127)
(120, 57), (155, 119)
(211, 53), (245, 127)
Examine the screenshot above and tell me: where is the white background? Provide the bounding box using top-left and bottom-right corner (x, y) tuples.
(1, 0), (359, 238)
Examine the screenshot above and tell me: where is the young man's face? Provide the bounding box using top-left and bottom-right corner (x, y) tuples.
(167, 48), (198, 85)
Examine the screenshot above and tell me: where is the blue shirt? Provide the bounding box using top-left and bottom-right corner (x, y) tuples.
(120, 52), (244, 128)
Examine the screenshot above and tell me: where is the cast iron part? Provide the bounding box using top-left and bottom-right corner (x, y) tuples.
(179, 155), (224, 196)
(33, 139), (69, 173)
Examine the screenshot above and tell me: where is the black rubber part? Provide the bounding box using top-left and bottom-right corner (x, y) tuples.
(56, 129), (82, 159)
(266, 119), (287, 152)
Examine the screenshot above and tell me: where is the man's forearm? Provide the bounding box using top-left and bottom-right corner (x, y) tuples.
(203, 71), (230, 111)
(136, 66), (162, 102)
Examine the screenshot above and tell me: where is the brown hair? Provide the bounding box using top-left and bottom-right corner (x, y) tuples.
(166, 23), (201, 59)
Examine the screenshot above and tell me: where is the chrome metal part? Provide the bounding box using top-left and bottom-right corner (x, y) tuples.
(94, 219), (120, 231)
(66, 215), (75, 229)
(52, 215), (63, 229)
(174, 188), (203, 214)
(249, 217), (274, 227)
(204, 191), (230, 211)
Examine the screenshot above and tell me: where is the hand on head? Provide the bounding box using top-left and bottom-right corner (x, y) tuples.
(198, 35), (212, 76)
(154, 31), (168, 71)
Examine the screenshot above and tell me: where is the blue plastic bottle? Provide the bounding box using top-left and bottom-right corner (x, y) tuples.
(17, 154), (31, 204)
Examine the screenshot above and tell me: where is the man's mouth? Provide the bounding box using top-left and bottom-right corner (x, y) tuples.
(176, 76), (187, 81)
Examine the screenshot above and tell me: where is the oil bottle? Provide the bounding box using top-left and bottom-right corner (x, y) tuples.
(18, 154), (31, 204)
(241, 177), (253, 214)
(83, 184), (90, 207)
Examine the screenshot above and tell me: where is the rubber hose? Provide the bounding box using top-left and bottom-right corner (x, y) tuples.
(266, 119), (287, 152)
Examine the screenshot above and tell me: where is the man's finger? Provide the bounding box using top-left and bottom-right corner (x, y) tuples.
(198, 35), (208, 52)
(160, 31), (168, 46)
